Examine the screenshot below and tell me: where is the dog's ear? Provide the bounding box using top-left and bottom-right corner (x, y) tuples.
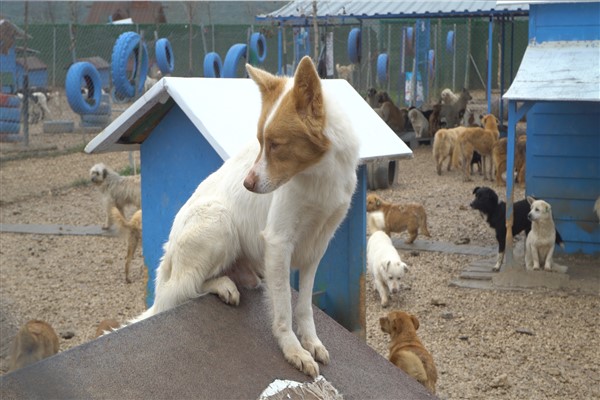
(410, 314), (420, 331)
(246, 63), (285, 98)
(376, 199), (381, 207)
(473, 186), (480, 195)
(402, 262), (410, 272)
(379, 316), (391, 334)
(383, 261), (390, 273)
(293, 56), (324, 120)
(102, 168), (108, 179)
(527, 196), (535, 205)
(545, 203), (551, 213)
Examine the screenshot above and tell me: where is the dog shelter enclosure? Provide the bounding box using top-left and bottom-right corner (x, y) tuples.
(84, 76), (412, 336)
(500, 0), (600, 266)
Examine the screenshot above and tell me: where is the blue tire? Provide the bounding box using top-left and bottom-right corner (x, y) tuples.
(446, 31), (455, 53)
(377, 53), (389, 85)
(203, 52), (222, 78)
(347, 28), (361, 64)
(66, 62), (102, 114)
(0, 121), (20, 134)
(223, 43), (248, 78)
(0, 107), (21, 122)
(249, 32), (267, 64)
(111, 31), (149, 99)
(405, 27), (414, 55)
(155, 38), (174, 75)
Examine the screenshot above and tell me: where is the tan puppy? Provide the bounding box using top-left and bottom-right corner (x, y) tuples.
(432, 127), (461, 175)
(452, 114), (500, 181)
(525, 197), (558, 271)
(380, 311), (438, 394)
(9, 320), (59, 371)
(95, 319), (120, 338)
(111, 207), (142, 283)
(335, 63), (355, 85)
(89, 163), (141, 230)
(366, 194), (431, 244)
(492, 135), (527, 186)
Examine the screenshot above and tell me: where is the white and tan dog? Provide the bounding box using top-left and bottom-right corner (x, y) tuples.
(367, 231), (409, 307)
(129, 56), (360, 378)
(89, 163), (141, 230)
(525, 197), (557, 271)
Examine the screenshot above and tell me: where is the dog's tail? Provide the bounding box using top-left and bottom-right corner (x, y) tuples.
(555, 229), (565, 249)
(419, 209), (432, 238)
(451, 137), (463, 168)
(111, 207), (139, 233)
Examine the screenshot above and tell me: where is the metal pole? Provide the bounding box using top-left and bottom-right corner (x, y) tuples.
(452, 23), (456, 91)
(23, 1), (30, 146)
(278, 24), (283, 75)
(487, 16), (494, 114)
(500, 16), (506, 122)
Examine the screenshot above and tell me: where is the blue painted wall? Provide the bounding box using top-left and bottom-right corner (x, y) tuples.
(523, 2), (600, 255)
(0, 47), (17, 93)
(527, 102), (600, 254)
(140, 105), (368, 333)
(15, 66), (48, 90)
(530, 2), (600, 42)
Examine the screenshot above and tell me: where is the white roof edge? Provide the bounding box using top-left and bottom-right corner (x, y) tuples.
(497, 0), (598, 5)
(503, 40), (600, 102)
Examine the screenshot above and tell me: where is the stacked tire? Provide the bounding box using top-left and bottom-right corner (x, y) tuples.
(66, 61), (111, 129)
(367, 160), (396, 190)
(80, 93), (112, 129)
(0, 94), (21, 139)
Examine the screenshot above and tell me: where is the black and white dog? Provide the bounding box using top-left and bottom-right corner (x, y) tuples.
(470, 186), (564, 271)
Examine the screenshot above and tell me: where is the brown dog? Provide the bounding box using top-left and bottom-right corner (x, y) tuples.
(9, 320), (59, 371)
(366, 194), (431, 244)
(377, 101), (409, 134)
(95, 319), (121, 338)
(380, 310), (438, 394)
(493, 135), (526, 186)
(111, 207), (142, 283)
(452, 114), (500, 181)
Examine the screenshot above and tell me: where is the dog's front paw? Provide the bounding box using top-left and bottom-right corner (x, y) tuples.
(216, 279), (240, 306)
(301, 337), (330, 365)
(285, 348), (319, 378)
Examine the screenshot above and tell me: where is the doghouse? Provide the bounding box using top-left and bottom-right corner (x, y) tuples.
(15, 55), (48, 90)
(85, 76), (412, 334)
(500, 0), (600, 264)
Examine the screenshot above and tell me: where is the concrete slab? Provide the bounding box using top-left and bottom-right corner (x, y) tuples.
(0, 224), (115, 237)
(392, 238), (495, 257)
(0, 288), (436, 400)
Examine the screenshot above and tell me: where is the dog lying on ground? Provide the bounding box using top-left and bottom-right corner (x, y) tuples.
(111, 207), (142, 283)
(9, 320), (59, 371)
(408, 108), (429, 139)
(452, 114), (500, 181)
(470, 186), (564, 271)
(380, 310), (438, 394)
(89, 163), (141, 230)
(526, 197), (559, 271)
(366, 194), (431, 244)
(95, 319), (121, 338)
(127, 56), (360, 378)
(492, 135), (527, 186)
(367, 231), (409, 307)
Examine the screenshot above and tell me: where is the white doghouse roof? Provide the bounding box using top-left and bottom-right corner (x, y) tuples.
(503, 40), (600, 102)
(85, 77), (412, 163)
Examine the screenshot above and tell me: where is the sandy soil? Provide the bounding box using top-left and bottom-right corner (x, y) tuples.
(0, 94), (598, 399)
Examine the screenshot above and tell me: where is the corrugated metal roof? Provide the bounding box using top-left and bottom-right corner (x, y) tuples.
(497, 0), (597, 5)
(503, 41), (600, 102)
(257, 0), (529, 21)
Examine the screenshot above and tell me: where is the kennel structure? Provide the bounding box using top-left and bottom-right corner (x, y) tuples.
(85, 76), (412, 335)
(500, 0), (600, 263)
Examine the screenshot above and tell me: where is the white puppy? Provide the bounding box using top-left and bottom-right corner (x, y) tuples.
(367, 231), (409, 307)
(367, 211), (385, 235)
(440, 88), (459, 105)
(408, 108), (429, 139)
(128, 56), (360, 378)
(525, 197), (557, 271)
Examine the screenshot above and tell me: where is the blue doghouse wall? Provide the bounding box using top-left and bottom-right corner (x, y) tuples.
(140, 104), (367, 333)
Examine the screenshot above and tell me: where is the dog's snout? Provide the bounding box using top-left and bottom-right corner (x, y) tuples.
(243, 170), (258, 192)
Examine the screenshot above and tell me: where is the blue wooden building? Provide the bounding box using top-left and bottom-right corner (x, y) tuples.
(15, 56), (48, 90)
(501, 0), (600, 262)
(85, 76), (411, 335)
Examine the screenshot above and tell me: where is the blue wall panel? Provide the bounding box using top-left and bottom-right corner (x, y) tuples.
(140, 105), (224, 305)
(530, 3), (600, 42)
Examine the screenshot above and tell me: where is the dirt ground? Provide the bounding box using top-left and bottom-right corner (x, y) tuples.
(0, 93), (599, 399)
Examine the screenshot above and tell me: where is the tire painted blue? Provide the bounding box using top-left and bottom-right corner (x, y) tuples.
(155, 38), (174, 75)
(203, 52), (222, 78)
(111, 31), (149, 98)
(111, 86), (129, 104)
(88, 102), (111, 116)
(0, 107), (21, 122)
(377, 53), (389, 85)
(65, 62), (102, 114)
(446, 31), (455, 53)
(0, 120), (20, 133)
(347, 28), (361, 64)
(249, 32), (267, 64)
(222, 43), (248, 78)
(405, 26), (414, 55)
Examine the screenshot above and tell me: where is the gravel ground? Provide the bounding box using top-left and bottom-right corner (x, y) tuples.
(1, 113), (599, 399)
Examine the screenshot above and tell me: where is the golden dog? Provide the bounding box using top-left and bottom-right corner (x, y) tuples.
(432, 127), (461, 175)
(492, 135), (527, 186)
(9, 320), (59, 371)
(111, 207), (142, 284)
(380, 310), (438, 394)
(95, 319), (120, 338)
(452, 114), (500, 181)
(366, 194), (431, 244)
